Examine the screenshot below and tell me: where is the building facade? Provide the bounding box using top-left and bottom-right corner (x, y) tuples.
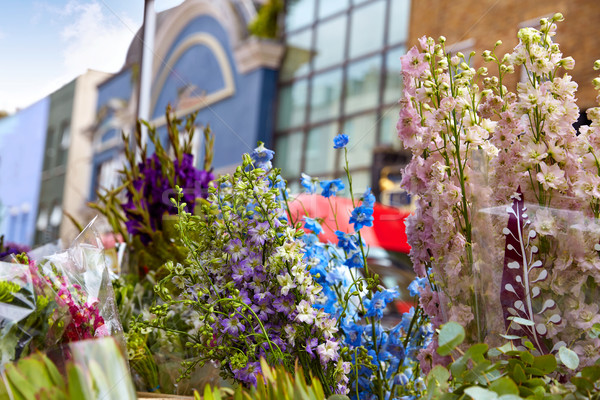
(407, 0), (600, 112)
(0, 98), (49, 246)
(90, 0), (284, 197)
(273, 0), (411, 197)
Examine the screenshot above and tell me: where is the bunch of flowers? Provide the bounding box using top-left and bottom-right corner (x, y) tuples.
(399, 12), (600, 370)
(91, 107), (214, 274)
(0, 237), (30, 260)
(45, 273), (108, 342)
(296, 135), (431, 400)
(144, 144), (349, 396)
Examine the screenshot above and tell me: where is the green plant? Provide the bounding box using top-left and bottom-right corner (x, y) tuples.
(197, 358), (350, 400)
(424, 322), (600, 399)
(248, 0), (283, 39)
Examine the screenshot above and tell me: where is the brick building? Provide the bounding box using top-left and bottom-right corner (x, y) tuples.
(407, 0), (600, 110)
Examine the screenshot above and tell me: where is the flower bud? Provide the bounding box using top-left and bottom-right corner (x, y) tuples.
(594, 60), (600, 71)
(553, 12), (564, 22)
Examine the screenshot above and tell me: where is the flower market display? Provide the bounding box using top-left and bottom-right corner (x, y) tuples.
(3, 12), (600, 400)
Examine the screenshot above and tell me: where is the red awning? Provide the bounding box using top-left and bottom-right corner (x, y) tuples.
(286, 193), (412, 254)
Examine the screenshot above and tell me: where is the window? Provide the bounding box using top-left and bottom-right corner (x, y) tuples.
(349, 1), (386, 59)
(277, 81), (308, 130)
(286, 0), (316, 32)
(310, 69), (343, 123)
(305, 123), (338, 175)
(345, 55), (382, 114)
(314, 15), (347, 71)
(340, 113), (377, 169)
(276, 0), (412, 191)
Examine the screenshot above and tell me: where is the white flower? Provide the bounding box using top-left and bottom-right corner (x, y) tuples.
(276, 273), (296, 296)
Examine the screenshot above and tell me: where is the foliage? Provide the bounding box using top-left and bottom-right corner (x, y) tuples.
(198, 358), (350, 400)
(424, 322), (600, 399)
(0, 337), (136, 400)
(248, 0), (283, 39)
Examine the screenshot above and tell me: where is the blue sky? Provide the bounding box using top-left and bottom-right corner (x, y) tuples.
(0, 0), (184, 113)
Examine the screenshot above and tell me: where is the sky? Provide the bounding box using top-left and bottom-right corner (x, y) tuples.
(0, 0), (185, 114)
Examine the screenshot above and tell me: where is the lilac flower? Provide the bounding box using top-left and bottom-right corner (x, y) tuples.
(317, 339), (340, 364)
(333, 133), (349, 149)
(349, 205), (374, 231)
(250, 142), (275, 170)
(306, 337), (318, 359)
(225, 238), (248, 262)
(320, 179), (345, 198)
(303, 217), (323, 234)
(300, 173), (318, 194)
(222, 316), (245, 335)
(248, 221), (270, 245)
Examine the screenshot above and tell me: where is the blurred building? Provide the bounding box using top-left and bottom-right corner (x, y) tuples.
(34, 70), (109, 246)
(0, 99), (49, 246)
(273, 0), (411, 199)
(90, 0), (283, 195)
(407, 0), (600, 114)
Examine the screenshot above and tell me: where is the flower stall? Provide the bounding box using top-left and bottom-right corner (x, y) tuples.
(1, 12), (600, 400)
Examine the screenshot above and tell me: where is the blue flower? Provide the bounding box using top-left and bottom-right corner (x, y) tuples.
(250, 142), (275, 170)
(303, 216), (323, 234)
(333, 133), (349, 149)
(300, 173), (318, 194)
(365, 289), (397, 320)
(349, 205), (374, 231)
(362, 187), (375, 208)
(344, 250), (364, 269)
(320, 179), (345, 197)
(335, 230), (358, 252)
(408, 276), (427, 297)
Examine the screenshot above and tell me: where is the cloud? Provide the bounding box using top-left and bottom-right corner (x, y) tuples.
(59, 0), (138, 76)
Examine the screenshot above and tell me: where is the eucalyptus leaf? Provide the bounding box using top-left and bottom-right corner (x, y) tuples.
(437, 322), (465, 356)
(489, 377), (519, 396)
(464, 386), (499, 400)
(558, 346), (579, 370)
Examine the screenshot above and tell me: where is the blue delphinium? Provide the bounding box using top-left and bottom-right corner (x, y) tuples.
(303, 216), (323, 235)
(301, 173), (319, 194)
(250, 141), (275, 170)
(320, 179), (345, 197)
(333, 133), (349, 149)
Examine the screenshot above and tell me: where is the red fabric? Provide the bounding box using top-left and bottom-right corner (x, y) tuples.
(286, 194), (411, 254)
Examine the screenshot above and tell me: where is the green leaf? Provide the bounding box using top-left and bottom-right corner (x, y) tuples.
(489, 377), (520, 396)
(558, 346), (579, 370)
(464, 386), (499, 400)
(507, 317), (535, 327)
(437, 322), (465, 356)
(571, 377), (594, 393)
(512, 364), (527, 384)
(581, 365), (600, 381)
(532, 354), (557, 375)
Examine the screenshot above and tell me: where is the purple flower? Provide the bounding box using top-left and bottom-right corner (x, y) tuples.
(248, 221), (270, 245)
(0, 242), (30, 260)
(222, 316), (245, 335)
(306, 337), (318, 359)
(333, 133), (349, 149)
(320, 179), (345, 198)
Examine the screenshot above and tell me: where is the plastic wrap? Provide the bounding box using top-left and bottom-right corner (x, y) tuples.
(34, 217), (125, 349)
(0, 262), (37, 364)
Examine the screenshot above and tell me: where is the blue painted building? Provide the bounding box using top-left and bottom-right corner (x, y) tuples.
(91, 0), (283, 195)
(0, 98), (49, 246)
